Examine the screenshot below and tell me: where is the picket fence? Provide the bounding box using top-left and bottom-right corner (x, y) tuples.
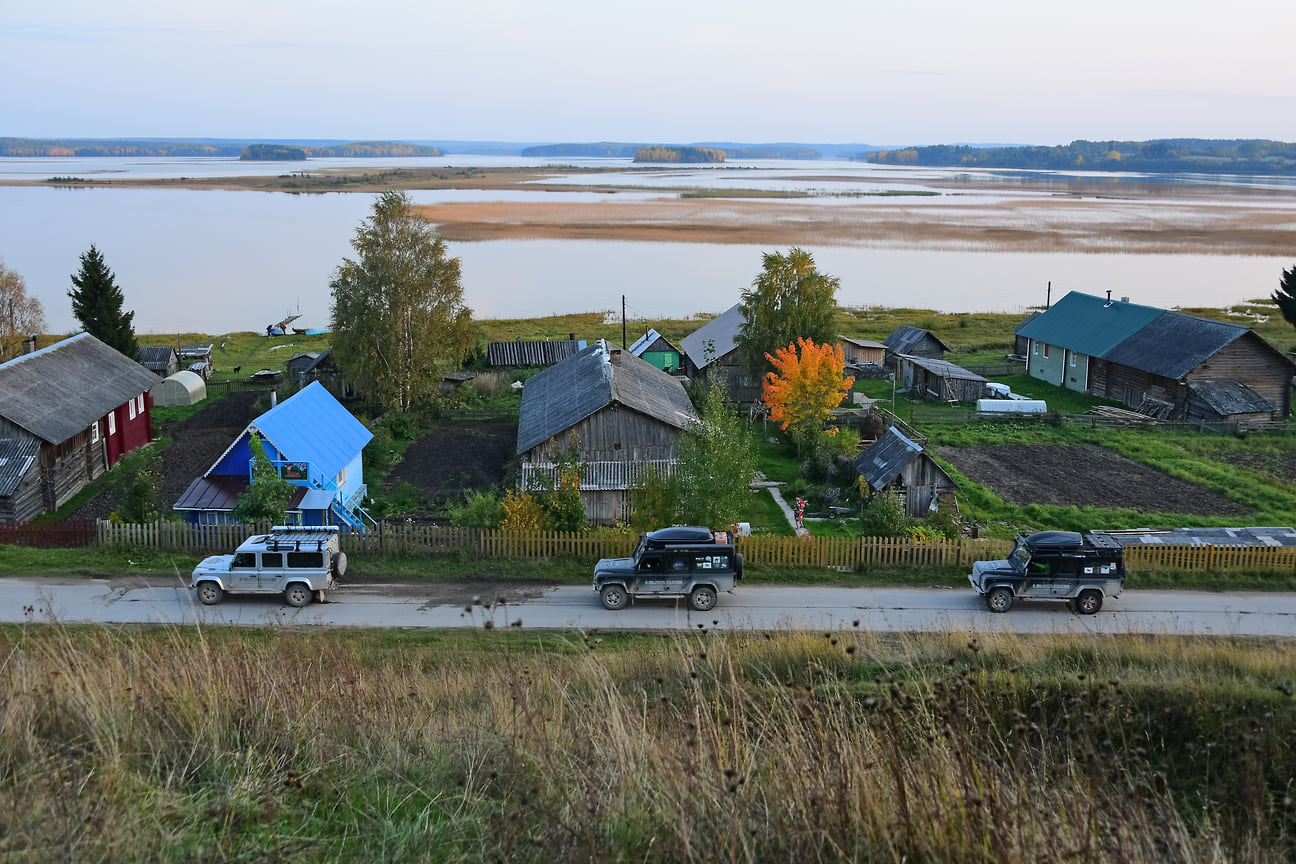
(75, 519), (1296, 574)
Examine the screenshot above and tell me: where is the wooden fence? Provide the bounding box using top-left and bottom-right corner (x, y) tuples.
(0, 519), (98, 548)
(1, 519), (1288, 575)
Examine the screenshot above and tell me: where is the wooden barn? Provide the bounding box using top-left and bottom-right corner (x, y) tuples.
(0, 333), (158, 521)
(679, 303), (762, 403)
(882, 326), (948, 370)
(897, 355), (987, 404)
(517, 340), (698, 524)
(853, 426), (958, 517)
(1018, 291), (1293, 426)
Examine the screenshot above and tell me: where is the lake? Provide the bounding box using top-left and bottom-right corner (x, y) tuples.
(0, 156), (1291, 334)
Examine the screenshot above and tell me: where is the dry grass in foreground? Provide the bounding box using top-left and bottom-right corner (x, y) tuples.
(2, 624), (1293, 862)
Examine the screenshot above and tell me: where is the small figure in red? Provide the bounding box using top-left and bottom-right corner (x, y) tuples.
(794, 496), (806, 530)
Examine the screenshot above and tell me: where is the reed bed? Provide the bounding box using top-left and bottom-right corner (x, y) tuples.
(1, 623), (1292, 862)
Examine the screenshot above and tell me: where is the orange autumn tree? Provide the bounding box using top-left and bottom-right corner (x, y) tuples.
(763, 337), (854, 446)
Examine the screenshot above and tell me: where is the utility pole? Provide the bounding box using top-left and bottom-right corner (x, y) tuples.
(621, 294), (626, 349)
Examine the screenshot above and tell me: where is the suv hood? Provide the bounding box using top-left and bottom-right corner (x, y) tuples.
(192, 554), (233, 575)
(971, 558), (1016, 581)
(594, 556), (635, 576)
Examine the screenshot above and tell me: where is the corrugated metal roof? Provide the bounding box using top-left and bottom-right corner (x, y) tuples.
(1187, 380), (1275, 415)
(1016, 291), (1165, 358)
(137, 345), (177, 371)
(853, 426), (923, 492)
(680, 303), (745, 370)
(517, 340), (697, 455)
(0, 333), (160, 444)
(173, 474), (307, 512)
(628, 328), (679, 357)
(250, 381), (373, 478)
(0, 425), (41, 497)
(1101, 310), (1248, 378)
(487, 339), (585, 367)
(839, 336), (887, 350)
(899, 355), (987, 382)
(883, 326), (948, 355)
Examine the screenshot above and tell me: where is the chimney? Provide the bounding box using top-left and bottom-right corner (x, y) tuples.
(1104, 290), (1113, 308)
(22, 334), (37, 354)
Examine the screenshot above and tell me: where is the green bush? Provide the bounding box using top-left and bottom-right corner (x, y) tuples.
(860, 488), (912, 538)
(445, 489), (503, 528)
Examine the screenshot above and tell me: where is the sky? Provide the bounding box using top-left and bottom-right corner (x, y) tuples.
(3, 0), (1294, 146)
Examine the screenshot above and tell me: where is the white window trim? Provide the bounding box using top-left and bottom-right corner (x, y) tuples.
(89, 422), (100, 443)
(128, 399), (136, 420)
(107, 412), (116, 435)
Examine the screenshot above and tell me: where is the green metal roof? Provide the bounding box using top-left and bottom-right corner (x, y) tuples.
(1016, 291), (1165, 357)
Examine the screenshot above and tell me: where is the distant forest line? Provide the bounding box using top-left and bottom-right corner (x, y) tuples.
(0, 139), (441, 158)
(521, 142), (821, 159)
(858, 138), (1296, 175)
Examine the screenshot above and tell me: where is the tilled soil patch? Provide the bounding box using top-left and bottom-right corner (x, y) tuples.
(386, 424), (518, 499)
(933, 443), (1250, 516)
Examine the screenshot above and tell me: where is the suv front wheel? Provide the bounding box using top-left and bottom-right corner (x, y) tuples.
(600, 584), (628, 610)
(985, 587), (1014, 613)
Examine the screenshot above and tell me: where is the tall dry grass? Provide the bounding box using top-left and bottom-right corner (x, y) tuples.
(1, 623), (1292, 862)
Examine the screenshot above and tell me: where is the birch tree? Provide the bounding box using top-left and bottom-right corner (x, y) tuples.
(735, 247), (840, 378)
(329, 191), (476, 411)
(0, 259), (46, 362)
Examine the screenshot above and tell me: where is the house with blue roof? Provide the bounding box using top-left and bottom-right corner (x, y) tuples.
(173, 381), (374, 529)
(1017, 291), (1292, 424)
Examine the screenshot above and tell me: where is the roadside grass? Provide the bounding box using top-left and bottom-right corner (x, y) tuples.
(3, 624), (1292, 862)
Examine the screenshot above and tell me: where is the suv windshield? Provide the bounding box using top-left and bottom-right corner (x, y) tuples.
(1009, 542), (1031, 571)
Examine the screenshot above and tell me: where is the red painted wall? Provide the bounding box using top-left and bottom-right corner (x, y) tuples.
(104, 392), (152, 468)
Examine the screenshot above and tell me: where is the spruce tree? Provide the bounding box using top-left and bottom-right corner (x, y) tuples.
(1273, 264), (1296, 332)
(69, 244), (139, 358)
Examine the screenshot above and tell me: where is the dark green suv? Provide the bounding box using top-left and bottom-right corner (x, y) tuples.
(593, 526), (743, 611)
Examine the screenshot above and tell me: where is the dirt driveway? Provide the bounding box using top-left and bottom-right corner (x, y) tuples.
(933, 443), (1250, 517)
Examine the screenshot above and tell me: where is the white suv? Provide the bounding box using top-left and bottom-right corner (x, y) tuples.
(191, 526), (347, 607)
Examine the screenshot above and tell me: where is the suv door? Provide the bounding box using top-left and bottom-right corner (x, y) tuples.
(259, 552), (285, 591)
(230, 552), (259, 592)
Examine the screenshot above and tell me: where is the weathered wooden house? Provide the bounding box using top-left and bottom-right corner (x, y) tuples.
(679, 303), (762, 403)
(138, 345), (181, 377)
(853, 426), (958, 517)
(488, 338), (586, 368)
(285, 352), (320, 387)
(298, 349), (357, 400)
(517, 340), (698, 524)
(628, 328), (682, 373)
(1017, 291), (1293, 426)
(882, 326), (948, 370)
(897, 355), (988, 404)
(178, 344), (214, 379)
(0, 333), (158, 521)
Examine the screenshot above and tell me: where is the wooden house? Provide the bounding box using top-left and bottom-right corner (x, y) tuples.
(517, 340), (698, 524)
(285, 352), (320, 387)
(838, 336), (887, 367)
(178, 343), (214, 379)
(138, 345), (181, 377)
(0, 333), (158, 521)
(882, 326), (948, 370)
(173, 381), (373, 529)
(1017, 291), (1293, 426)
(679, 304), (762, 403)
(628, 328), (682, 373)
(853, 426), (958, 517)
(897, 355), (987, 404)
(298, 349), (357, 400)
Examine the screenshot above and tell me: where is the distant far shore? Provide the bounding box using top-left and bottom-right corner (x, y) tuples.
(4, 165), (1295, 256)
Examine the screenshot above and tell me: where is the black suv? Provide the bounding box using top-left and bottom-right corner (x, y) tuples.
(592, 526), (743, 611)
(968, 530), (1125, 614)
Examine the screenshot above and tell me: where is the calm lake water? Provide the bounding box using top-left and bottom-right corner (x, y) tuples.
(1, 156), (1291, 334)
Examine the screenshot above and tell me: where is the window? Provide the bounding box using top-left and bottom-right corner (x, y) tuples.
(336, 466), (346, 488)
(1032, 341), (1039, 356)
(89, 422), (100, 444)
(1069, 352), (1077, 368)
(137, 394), (144, 412)
(287, 551), (324, 569)
(128, 398), (136, 420)
(1042, 344), (1050, 359)
(232, 552), (256, 569)
(107, 412), (116, 435)
(260, 553), (283, 569)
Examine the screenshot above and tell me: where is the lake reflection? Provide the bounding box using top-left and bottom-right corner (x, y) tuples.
(0, 177), (1287, 334)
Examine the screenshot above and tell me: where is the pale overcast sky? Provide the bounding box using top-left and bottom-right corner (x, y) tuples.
(4, 0), (1293, 145)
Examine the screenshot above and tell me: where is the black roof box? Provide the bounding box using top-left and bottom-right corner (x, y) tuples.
(645, 526), (714, 544)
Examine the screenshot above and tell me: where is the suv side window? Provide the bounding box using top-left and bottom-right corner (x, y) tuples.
(664, 552), (692, 573)
(261, 552), (283, 569)
(638, 552), (663, 572)
(1054, 557), (1079, 577)
(287, 551), (324, 569)
(232, 552), (257, 569)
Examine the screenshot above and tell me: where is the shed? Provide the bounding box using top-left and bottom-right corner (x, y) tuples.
(138, 345), (181, 377)
(488, 338), (586, 367)
(177, 344), (214, 378)
(628, 328), (682, 373)
(838, 336), (887, 367)
(897, 355), (987, 404)
(882, 326), (948, 369)
(151, 370), (207, 407)
(853, 426), (958, 517)
(678, 304), (761, 403)
(285, 352), (320, 386)
(1184, 380), (1275, 427)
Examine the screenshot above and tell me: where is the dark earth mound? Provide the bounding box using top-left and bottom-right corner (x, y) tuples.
(385, 424), (518, 500)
